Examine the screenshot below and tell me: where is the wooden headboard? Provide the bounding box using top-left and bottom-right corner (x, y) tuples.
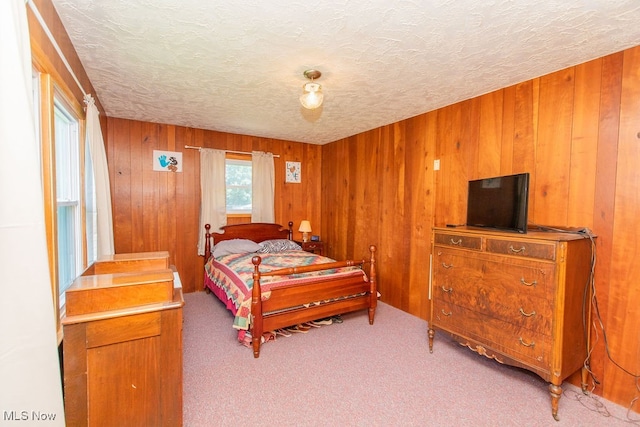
(204, 222), (293, 259)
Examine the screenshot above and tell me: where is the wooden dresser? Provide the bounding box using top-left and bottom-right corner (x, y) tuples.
(428, 227), (593, 421)
(62, 251), (184, 426)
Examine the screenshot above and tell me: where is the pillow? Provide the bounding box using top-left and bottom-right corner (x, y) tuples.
(257, 239), (302, 253)
(212, 239), (262, 258)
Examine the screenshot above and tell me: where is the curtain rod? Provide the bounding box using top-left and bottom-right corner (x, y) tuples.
(27, 0), (87, 97)
(184, 145), (280, 158)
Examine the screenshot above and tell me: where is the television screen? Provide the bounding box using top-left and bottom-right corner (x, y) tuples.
(466, 173), (530, 233)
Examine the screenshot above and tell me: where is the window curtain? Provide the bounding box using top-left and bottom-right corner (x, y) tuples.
(85, 94), (114, 256)
(197, 148), (227, 256)
(251, 151), (275, 223)
(0, 0), (65, 423)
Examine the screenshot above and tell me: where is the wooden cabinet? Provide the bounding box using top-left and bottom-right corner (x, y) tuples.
(62, 252), (184, 427)
(428, 227), (593, 421)
(295, 240), (325, 256)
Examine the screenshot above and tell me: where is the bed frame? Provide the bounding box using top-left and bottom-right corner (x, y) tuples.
(204, 222), (377, 358)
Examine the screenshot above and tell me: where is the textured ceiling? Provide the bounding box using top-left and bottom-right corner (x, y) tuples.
(51, 0), (640, 145)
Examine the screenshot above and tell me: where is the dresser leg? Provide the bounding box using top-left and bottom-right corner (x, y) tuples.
(428, 328), (435, 353)
(580, 365), (589, 394)
(549, 383), (562, 421)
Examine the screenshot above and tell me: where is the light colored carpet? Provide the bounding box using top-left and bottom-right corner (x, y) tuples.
(182, 291), (635, 426)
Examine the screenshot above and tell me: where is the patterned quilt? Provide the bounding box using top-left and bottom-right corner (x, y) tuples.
(204, 250), (367, 330)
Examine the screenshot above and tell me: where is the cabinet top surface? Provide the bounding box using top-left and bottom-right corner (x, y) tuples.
(433, 226), (593, 242)
(68, 269), (175, 291)
(97, 251), (170, 262)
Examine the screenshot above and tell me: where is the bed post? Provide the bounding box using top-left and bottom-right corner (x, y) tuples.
(204, 224), (211, 260)
(287, 221), (293, 240)
(368, 245), (377, 325)
(251, 256), (264, 358)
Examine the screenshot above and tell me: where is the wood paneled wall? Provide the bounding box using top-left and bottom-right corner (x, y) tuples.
(322, 46), (640, 412)
(321, 116), (437, 320)
(106, 119), (322, 294)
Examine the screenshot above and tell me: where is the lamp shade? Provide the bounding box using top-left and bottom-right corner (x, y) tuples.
(298, 220), (312, 233)
(299, 82), (323, 109)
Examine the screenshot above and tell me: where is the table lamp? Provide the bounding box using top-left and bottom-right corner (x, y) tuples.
(298, 220), (312, 242)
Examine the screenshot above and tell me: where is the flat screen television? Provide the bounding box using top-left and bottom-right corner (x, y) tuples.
(466, 173), (530, 233)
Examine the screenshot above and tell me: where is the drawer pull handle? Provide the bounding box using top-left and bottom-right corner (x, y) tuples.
(519, 308), (536, 317)
(509, 245), (526, 254)
(520, 278), (537, 287)
(441, 285), (453, 293)
(518, 337), (535, 348)
(441, 262), (454, 269)
(441, 309), (452, 316)
(449, 238), (462, 246)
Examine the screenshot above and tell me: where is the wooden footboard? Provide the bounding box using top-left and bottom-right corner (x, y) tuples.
(250, 245), (377, 358)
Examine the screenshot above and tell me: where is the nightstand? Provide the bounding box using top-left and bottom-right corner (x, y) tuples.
(295, 240), (325, 256)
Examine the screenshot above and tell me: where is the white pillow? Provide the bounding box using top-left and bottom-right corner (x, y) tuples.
(212, 239), (262, 258)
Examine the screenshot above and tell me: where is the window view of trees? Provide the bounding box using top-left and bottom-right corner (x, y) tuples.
(226, 159), (251, 212)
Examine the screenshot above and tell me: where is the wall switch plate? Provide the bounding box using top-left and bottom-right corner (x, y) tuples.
(434, 159), (440, 171)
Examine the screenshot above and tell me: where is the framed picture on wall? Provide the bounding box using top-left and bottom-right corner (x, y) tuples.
(153, 150), (182, 172)
(286, 161), (301, 183)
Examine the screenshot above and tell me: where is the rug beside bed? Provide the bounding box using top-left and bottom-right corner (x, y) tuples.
(239, 315), (343, 348)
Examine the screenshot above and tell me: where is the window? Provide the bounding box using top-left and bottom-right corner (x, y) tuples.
(225, 157), (252, 215)
(33, 67), (95, 327)
(53, 98), (83, 308)
(32, 54), (96, 342)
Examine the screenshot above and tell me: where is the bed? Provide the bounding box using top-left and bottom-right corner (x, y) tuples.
(203, 222), (377, 358)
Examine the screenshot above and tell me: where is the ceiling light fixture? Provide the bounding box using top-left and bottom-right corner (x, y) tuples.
(299, 69), (323, 110)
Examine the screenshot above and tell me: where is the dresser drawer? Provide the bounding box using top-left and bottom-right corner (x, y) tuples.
(433, 288), (552, 336)
(434, 232), (482, 250)
(486, 238), (556, 260)
(434, 250), (554, 299)
(432, 301), (550, 369)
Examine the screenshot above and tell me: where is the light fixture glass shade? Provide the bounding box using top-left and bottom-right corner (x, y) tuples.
(300, 82), (323, 109)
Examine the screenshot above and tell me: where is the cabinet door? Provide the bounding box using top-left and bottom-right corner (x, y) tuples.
(87, 337), (162, 426)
